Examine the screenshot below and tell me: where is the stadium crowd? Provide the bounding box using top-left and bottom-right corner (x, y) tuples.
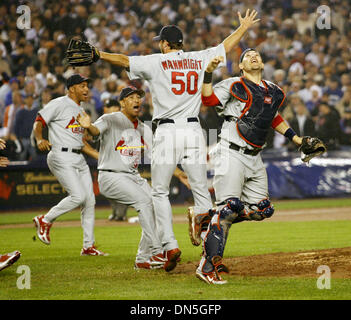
(0, 0), (351, 161)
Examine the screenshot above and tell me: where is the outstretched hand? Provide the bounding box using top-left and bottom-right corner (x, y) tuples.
(238, 9), (260, 30)
(206, 56), (224, 73)
(77, 111), (91, 129)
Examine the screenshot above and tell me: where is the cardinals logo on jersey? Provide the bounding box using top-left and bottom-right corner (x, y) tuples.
(115, 136), (145, 170)
(66, 116), (85, 134)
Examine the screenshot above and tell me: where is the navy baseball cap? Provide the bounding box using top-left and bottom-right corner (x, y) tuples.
(66, 74), (90, 89)
(239, 48), (258, 63)
(153, 25), (183, 44)
(119, 86), (145, 101)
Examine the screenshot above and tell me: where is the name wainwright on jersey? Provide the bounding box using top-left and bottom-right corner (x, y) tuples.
(161, 58), (203, 71)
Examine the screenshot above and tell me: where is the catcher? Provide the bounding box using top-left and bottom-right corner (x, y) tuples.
(190, 50), (326, 284)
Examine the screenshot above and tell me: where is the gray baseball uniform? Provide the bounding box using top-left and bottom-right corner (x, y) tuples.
(128, 44), (227, 251)
(211, 76), (269, 206)
(198, 76), (280, 277)
(93, 111), (162, 263)
(38, 95), (96, 248)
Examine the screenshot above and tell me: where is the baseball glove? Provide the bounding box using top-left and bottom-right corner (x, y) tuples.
(66, 39), (100, 66)
(299, 136), (327, 162)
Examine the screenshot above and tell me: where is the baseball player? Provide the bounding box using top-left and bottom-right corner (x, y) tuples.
(83, 10), (260, 270)
(32, 74), (107, 256)
(193, 49), (311, 284)
(0, 138), (21, 271)
(102, 98), (130, 222)
(76, 86), (189, 270)
(66, 10), (259, 269)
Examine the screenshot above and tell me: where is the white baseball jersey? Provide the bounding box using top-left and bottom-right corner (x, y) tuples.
(39, 95), (96, 248)
(39, 95), (85, 149)
(214, 77), (274, 149)
(94, 111), (152, 174)
(127, 44), (226, 120)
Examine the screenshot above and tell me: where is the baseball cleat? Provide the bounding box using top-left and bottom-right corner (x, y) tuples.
(195, 268), (227, 285)
(80, 245), (109, 256)
(33, 215), (52, 245)
(150, 253), (167, 267)
(164, 248), (181, 272)
(0, 251), (21, 272)
(134, 260), (164, 270)
(187, 207), (211, 246)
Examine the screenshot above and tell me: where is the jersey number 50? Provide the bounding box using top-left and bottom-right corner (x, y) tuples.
(171, 71), (198, 95)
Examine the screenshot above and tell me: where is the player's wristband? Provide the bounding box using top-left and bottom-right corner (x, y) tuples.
(203, 71), (213, 84)
(284, 128), (297, 141)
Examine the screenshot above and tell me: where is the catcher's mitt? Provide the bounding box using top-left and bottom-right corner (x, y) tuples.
(299, 136), (327, 162)
(66, 39), (100, 66)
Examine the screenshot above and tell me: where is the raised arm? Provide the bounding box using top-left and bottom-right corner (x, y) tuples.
(98, 51), (130, 69)
(202, 56), (224, 97)
(222, 9), (260, 53)
(76, 111), (100, 137)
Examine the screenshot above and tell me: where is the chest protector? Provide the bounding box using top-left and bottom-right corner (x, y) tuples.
(230, 77), (285, 148)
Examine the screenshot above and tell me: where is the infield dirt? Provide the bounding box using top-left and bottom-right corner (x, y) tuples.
(1, 206), (350, 279)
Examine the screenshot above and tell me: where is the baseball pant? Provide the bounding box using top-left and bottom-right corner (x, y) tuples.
(44, 149), (96, 248)
(210, 141), (268, 207)
(198, 141), (269, 273)
(151, 119), (213, 251)
(98, 171), (162, 263)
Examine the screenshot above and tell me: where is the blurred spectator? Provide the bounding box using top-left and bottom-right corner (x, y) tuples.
(286, 98), (316, 151)
(341, 73), (351, 92)
(103, 98), (120, 114)
(315, 102), (342, 150)
(3, 77), (20, 108)
(324, 77), (344, 107)
(0, 90), (24, 139)
(339, 107), (351, 146)
(0, 72), (10, 122)
(272, 69), (287, 87)
(13, 93), (39, 160)
(0, 0), (350, 152)
(0, 45), (11, 76)
(292, 9), (316, 36)
(38, 88), (52, 109)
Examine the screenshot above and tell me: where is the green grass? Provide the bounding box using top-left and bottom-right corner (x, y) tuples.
(1, 214), (351, 300)
(1, 197), (350, 225)
(272, 197), (351, 210)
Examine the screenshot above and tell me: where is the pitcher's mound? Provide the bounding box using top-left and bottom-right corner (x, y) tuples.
(175, 247), (351, 278)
